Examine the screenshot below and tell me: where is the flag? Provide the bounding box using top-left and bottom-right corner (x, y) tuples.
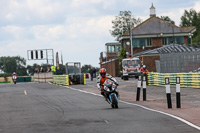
(61, 51), (63, 65)
(56, 52), (59, 70)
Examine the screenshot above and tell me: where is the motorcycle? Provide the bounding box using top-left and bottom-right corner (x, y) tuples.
(103, 78), (119, 108)
(12, 75), (17, 84)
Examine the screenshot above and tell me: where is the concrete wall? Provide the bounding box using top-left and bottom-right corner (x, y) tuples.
(34, 72), (53, 82)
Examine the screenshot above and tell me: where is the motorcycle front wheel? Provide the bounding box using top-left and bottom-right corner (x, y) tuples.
(111, 94), (118, 108)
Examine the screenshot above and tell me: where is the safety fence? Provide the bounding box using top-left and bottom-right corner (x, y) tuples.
(53, 74), (86, 86)
(148, 72), (200, 88)
(53, 75), (70, 86)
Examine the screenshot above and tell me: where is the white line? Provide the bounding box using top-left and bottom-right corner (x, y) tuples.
(104, 120), (109, 124)
(64, 86), (200, 130)
(24, 90), (27, 95)
(49, 83), (200, 130)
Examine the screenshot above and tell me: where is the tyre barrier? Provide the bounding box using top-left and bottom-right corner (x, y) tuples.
(148, 72), (200, 88)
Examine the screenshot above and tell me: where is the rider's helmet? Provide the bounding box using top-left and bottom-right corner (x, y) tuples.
(13, 72), (16, 75)
(100, 68), (106, 78)
(143, 65), (146, 68)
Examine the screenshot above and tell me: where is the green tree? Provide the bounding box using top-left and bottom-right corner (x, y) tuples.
(27, 63), (40, 75)
(0, 56), (26, 76)
(161, 16), (175, 24)
(81, 64), (92, 73)
(110, 11), (142, 39)
(56, 64), (66, 75)
(180, 9), (200, 45)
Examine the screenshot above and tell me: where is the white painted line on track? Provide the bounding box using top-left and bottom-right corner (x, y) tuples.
(65, 86), (200, 131)
(49, 83), (200, 130)
(24, 90), (27, 95)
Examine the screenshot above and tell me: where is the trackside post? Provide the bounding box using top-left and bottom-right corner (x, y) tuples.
(176, 77), (181, 108)
(143, 76), (146, 101)
(165, 78), (172, 108)
(136, 76), (141, 101)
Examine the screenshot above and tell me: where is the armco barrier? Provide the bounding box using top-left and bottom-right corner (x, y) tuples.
(148, 72), (200, 88)
(53, 75), (69, 86)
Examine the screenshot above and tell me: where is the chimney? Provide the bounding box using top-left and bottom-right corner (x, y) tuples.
(150, 3), (156, 17)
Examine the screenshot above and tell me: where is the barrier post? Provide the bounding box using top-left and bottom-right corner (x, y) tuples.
(176, 77), (181, 108)
(136, 76), (141, 101)
(165, 78), (172, 108)
(143, 76), (146, 101)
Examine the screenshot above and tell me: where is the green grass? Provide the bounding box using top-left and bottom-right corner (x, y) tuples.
(0, 81), (11, 83)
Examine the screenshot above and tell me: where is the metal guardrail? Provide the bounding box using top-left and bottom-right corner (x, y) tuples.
(148, 72), (200, 88)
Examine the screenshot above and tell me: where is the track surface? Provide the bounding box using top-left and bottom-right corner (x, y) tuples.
(0, 82), (199, 133)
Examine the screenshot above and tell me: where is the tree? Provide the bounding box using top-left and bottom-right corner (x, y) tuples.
(180, 9), (200, 45)
(0, 56), (26, 76)
(161, 16), (175, 24)
(81, 64), (92, 73)
(110, 11), (142, 39)
(26, 63), (40, 75)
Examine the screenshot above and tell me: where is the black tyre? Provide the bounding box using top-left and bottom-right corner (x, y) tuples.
(111, 94), (118, 109)
(123, 76), (128, 80)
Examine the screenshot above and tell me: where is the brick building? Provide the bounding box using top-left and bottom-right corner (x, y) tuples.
(100, 4), (196, 75)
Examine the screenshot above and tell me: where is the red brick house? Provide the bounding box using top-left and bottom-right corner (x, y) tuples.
(100, 4), (196, 75)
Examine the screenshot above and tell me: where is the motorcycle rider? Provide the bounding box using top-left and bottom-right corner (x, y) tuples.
(97, 68), (119, 100)
(12, 72), (18, 81)
(140, 65), (149, 85)
(12, 72), (17, 77)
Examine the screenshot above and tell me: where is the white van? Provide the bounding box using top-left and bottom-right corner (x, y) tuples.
(122, 57), (140, 80)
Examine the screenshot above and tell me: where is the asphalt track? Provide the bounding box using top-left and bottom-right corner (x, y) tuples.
(0, 82), (199, 133)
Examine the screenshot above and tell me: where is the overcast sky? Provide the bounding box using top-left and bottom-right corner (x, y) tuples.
(0, 0), (200, 67)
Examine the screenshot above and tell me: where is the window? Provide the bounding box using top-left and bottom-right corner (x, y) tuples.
(176, 36), (184, 44)
(146, 38), (152, 47)
(162, 37), (168, 45)
(108, 45), (115, 53)
(116, 46), (121, 52)
(132, 38), (146, 48)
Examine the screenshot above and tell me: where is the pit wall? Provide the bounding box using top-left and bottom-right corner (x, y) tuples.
(148, 72), (200, 88)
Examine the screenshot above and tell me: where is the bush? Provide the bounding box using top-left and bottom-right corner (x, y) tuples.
(3, 73), (8, 82)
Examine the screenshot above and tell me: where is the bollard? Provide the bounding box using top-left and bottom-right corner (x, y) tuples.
(165, 78), (172, 108)
(176, 77), (181, 108)
(136, 76), (141, 101)
(143, 76), (147, 101)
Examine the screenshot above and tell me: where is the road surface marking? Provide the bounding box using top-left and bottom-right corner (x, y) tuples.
(24, 90), (27, 95)
(62, 85), (200, 131)
(104, 120), (109, 124)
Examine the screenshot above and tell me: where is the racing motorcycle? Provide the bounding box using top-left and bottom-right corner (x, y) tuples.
(97, 76), (119, 108)
(12, 75), (17, 84)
